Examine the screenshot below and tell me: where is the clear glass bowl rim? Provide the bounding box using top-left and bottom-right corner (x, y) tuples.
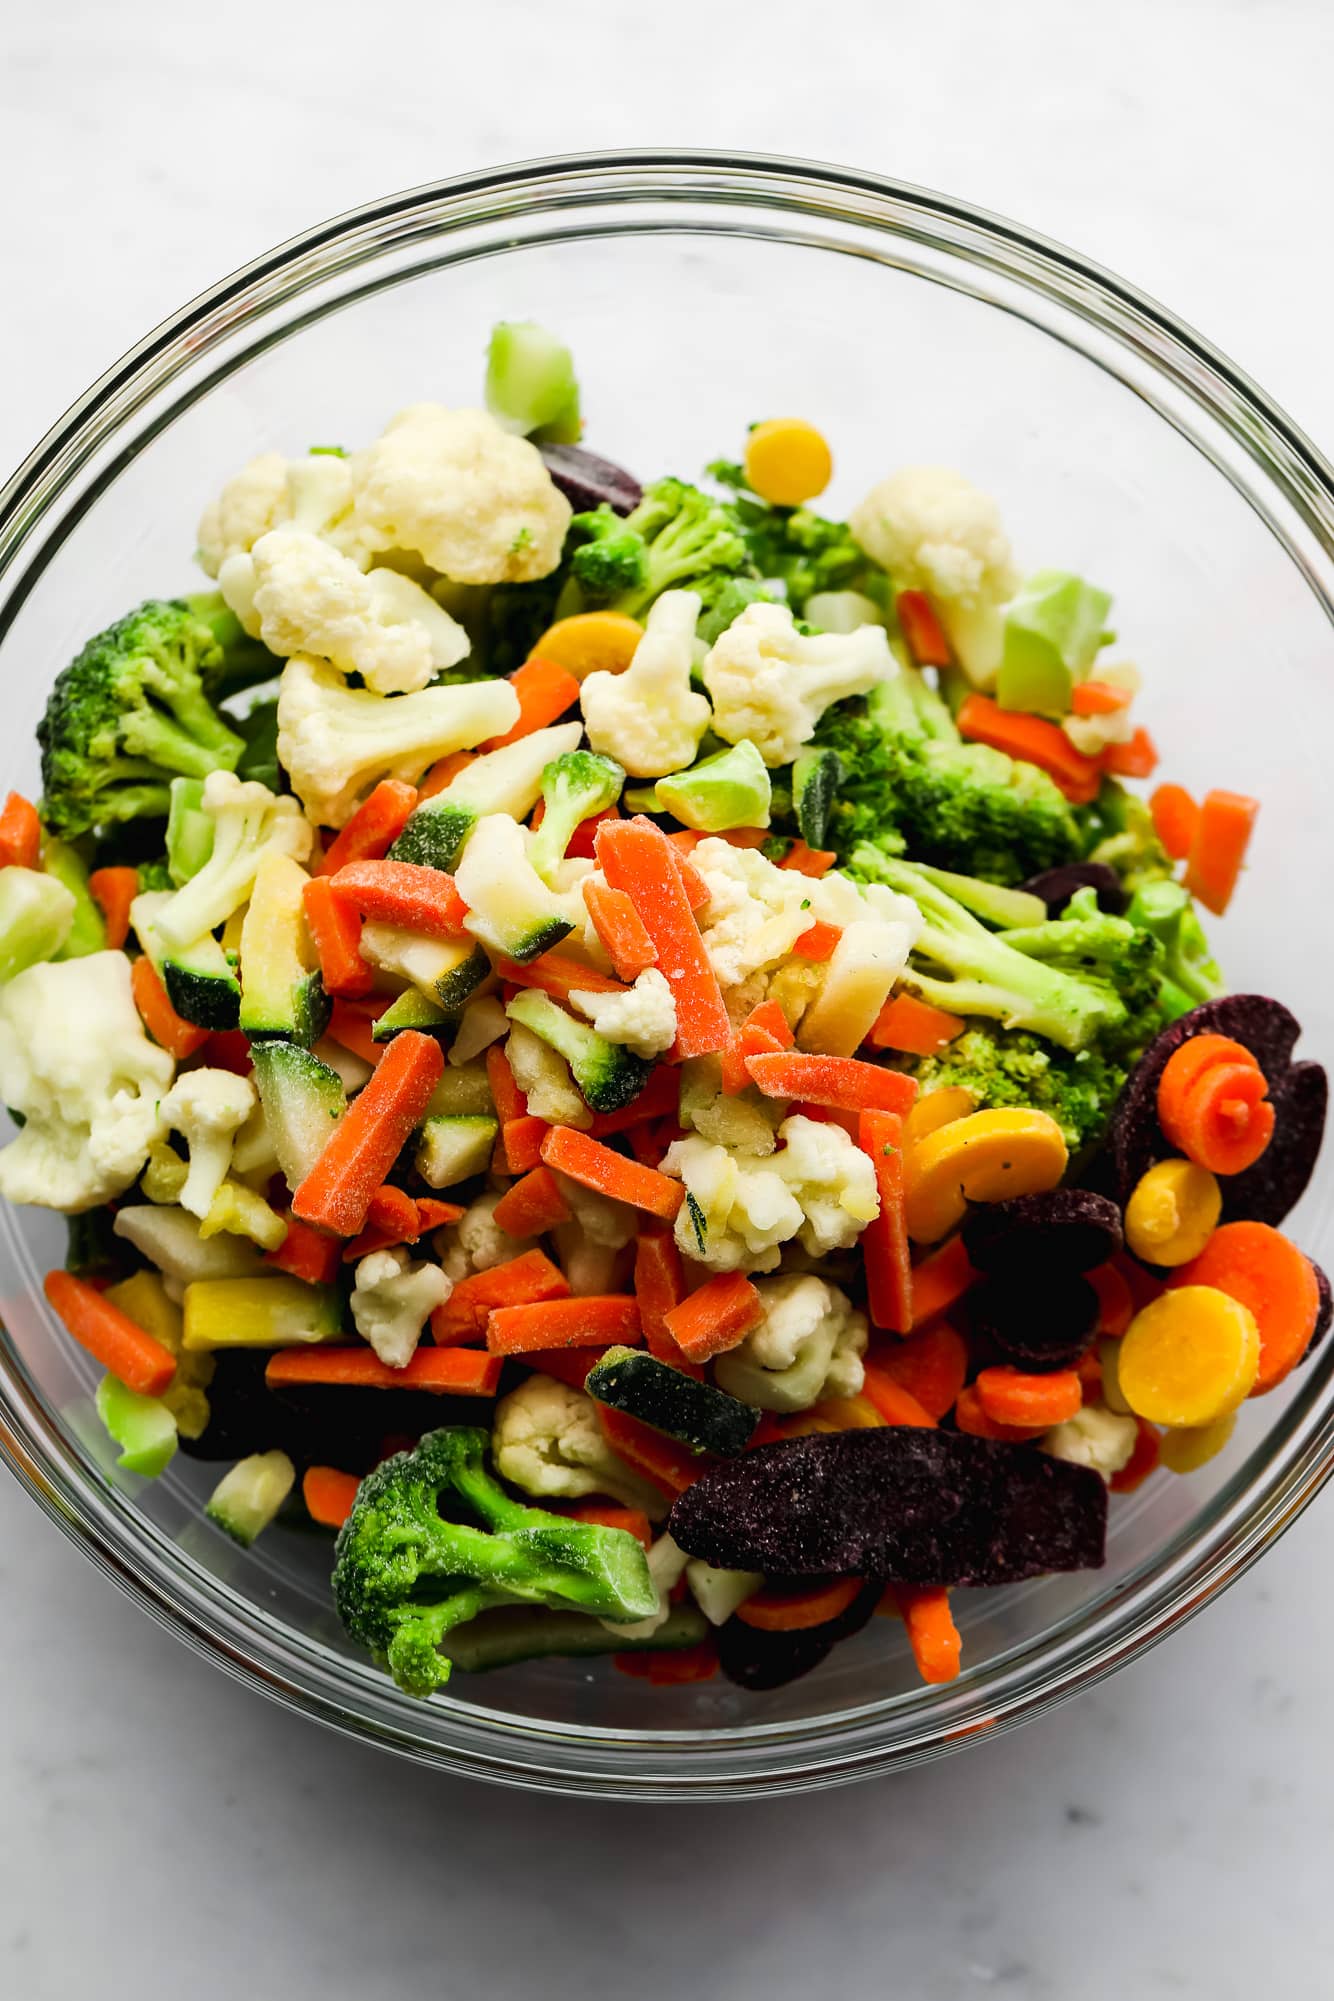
(2, 148), (1333, 1800)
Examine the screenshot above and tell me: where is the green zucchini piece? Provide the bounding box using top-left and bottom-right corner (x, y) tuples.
(586, 1346), (760, 1455)
(453, 812), (575, 964)
(415, 1114), (499, 1188)
(423, 1062), (494, 1118)
(0, 867), (76, 981)
(205, 1450), (296, 1546)
(239, 851), (330, 1046)
(389, 724), (583, 871)
(359, 922), (491, 1013)
(371, 987), (453, 1043)
(42, 838), (107, 959)
(166, 776), (215, 885)
(250, 1040), (346, 1187)
(95, 1372), (178, 1478)
(131, 889), (240, 1029)
(791, 747), (842, 849)
(449, 1600), (708, 1673)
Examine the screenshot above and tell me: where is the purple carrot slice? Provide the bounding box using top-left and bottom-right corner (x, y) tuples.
(1020, 861), (1129, 916)
(961, 1188), (1123, 1278)
(540, 444), (643, 516)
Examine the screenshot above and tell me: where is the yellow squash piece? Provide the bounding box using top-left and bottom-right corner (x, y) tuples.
(904, 1086), (976, 1147)
(182, 1275), (344, 1352)
(904, 1107), (1068, 1245)
(743, 419), (834, 508)
(1117, 1286), (1260, 1429)
(531, 611), (643, 681)
(105, 1270), (215, 1439)
(1159, 1410), (1239, 1474)
(1123, 1158), (1221, 1267)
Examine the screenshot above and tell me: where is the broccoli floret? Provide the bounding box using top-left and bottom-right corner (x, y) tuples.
(696, 575), (777, 646)
(184, 593), (282, 705)
(505, 987), (652, 1113)
(1126, 877), (1224, 1013)
(910, 1026), (1133, 1153)
(569, 478), (752, 618)
(1082, 778), (1173, 891)
(332, 1426), (656, 1696)
(707, 462), (887, 615)
(567, 506), (650, 601)
(38, 600), (247, 838)
(527, 749), (625, 883)
(999, 885), (1167, 1060)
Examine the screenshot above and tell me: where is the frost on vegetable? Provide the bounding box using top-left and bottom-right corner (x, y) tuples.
(350, 1246), (452, 1370)
(702, 600), (891, 767)
(714, 1273), (868, 1412)
(579, 589), (712, 778)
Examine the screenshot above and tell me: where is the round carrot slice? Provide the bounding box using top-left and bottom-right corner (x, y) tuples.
(735, 1577), (863, 1631)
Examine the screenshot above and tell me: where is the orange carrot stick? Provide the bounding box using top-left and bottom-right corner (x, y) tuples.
(895, 590), (951, 668)
(596, 817), (730, 1059)
(669, 843), (710, 912)
(528, 1345), (611, 1390)
(866, 992), (965, 1057)
(1150, 782), (1200, 861)
(501, 1114), (550, 1175)
(859, 1363), (938, 1428)
(736, 1577), (863, 1631)
(414, 1197), (465, 1233)
(265, 1214), (343, 1287)
(953, 1383), (1047, 1442)
(1088, 1261), (1134, 1338)
(663, 1270), (764, 1362)
(893, 1584), (962, 1683)
(1101, 727), (1159, 779)
(777, 840), (837, 877)
(342, 1183), (423, 1260)
(790, 918), (842, 961)
(480, 656), (581, 751)
(492, 1164), (572, 1239)
(330, 859), (468, 938)
(487, 1294), (642, 1355)
(1167, 1220), (1321, 1395)
(325, 995), (389, 1067)
(582, 877), (658, 982)
(746, 1051), (919, 1115)
(0, 791), (41, 869)
(87, 866), (138, 950)
(956, 693), (1103, 804)
(302, 876), (374, 1000)
(292, 1030), (443, 1237)
(130, 954), (210, 1059)
(540, 1124), (684, 1222)
(1183, 788), (1260, 916)
(302, 1465), (362, 1528)
(430, 1248), (571, 1345)
(484, 1041), (526, 1125)
(597, 1403), (706, 1496)
(418, 749), (476, 799)
(975, 1365), (1083, 1429)
(266, 1346), (503, 1396)
(633, 1226), (705, 1373)
(43, 1270), (177, 1397)
(585, 1067), (681, 1138)
(491, 950), (630, 1002)
(859, 1109), (912, 1334)
(865, 1324), (967, 1422)
(909, 1234), (978, 1330)
(1070, 678), (1133, 717)
(315, 780), (417, 877)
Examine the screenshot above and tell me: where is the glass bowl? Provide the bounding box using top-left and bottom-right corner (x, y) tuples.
(2, 151), (1332, 1800)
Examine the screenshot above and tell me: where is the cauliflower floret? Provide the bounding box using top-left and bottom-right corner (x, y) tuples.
(1062, 663), (1142, 757)
(196, 452), (290, 578)
(848, 467), (1018, 683)
(580, 590), (712, 778)
(550, 1168), (638, 1294)
(678, 1054), (783, 1157)
(350, 1245), (452, 1370)
(153, 770), (312, 949)
(1043, 1404), (1139, 1481)
(703, 601), (891, 767)
(505, 1020), (591, 1129)
(569, 968), (676, 1059)
(159, 1067), (257, 1219)
(492, 1375), (668, 1517)
(0, 953), (173, 1213)
(692, 837), (817, 990)
(351, 405), (570, 584)
(774, 1114), (879, 1256)
(661, 1133), (804, 1274)
(715, 1274), (868, 1412)
(436, 1190), (533, 1281)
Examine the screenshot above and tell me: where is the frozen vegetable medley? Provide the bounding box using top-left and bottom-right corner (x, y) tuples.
(4, 320), (1327, 1697)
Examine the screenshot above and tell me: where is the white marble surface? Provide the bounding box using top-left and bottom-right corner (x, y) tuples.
(4, 2), (1334, 1994)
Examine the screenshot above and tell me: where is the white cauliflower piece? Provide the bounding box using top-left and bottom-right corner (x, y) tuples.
(0, 953), (173, 1213)
(153, 770), (312, 949)
(159, 1067), (257, 1219)
(551, 1171), (637, 1251)
(569, 968), (676, 1058)
(196, 452), (290, 578)
(678, 1055), (782, 1157)
(661, 1133), (804, 1274)
(580, 590), (711, 777)
(774, 1114), (879, 1256)
(715, 1273), (868, 1412)
(436, 1190), (533, 1280)
(1043, 1404), (1139, 1482)
(351, 405), (570, 583)
(1062, 664), (1142, 757)
(505, 1020), (591, 1129)
(692, 837), (817, 990)
(601, 1533), (691, 1640)
(685, 1560), (765, 1626)
(848, 467), (1018, 683)
(703, 601), (891, 766)
(349, 1246), (451, 1370)
(492, 1374), (668, 1517)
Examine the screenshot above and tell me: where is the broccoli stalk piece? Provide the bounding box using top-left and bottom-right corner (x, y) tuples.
(569, 479), (752, 618)
(184, 593), (282, 704)
(38, 600), (248, 838)
(332, 1427), (657, 1696)
(505, 987), (652, 1113)
(1126, 877), (1224, 1013)
(527, 750), (624, 884)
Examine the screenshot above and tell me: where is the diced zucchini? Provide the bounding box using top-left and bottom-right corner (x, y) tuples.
(505, 987), (650, 1114)
(42, 838), (106, 958)
(415, 1114), (499, 1188)
(448, 1600), (708, 1673)
(250, 1041), (346, 1187)
(389, 723), (583, 871)
(104, 1269), (214, 1440)
(131, 889), (240, 1030)
(0, 867), (76, 981)
(359, 922), (491, 1014)
(64, 1205), (121, 1279)
(205, 1449), (296, 1546)
(112, 1205), (266, 1283)
(371, 987), (452, 1043)
(182, 1275), (344, 1352)
(239, 851), (330, 1046)
(586, 1347), (760, 1455)
(94, 1372), (178, 1477)
(456, 814), (574, 963)
(423, 1062), (494, 1118)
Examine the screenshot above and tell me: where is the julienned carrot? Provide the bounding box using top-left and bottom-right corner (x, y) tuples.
(633, 1228), (705, 1374)
(343, 1183), (423, 1260)
(415, 1197), (465, 1232)
(597, 1403), (704, 1496)
(553, 1498), (654, 1549)
(596, 818), (730, 1059)
(865, 1323), (967, 1421)
(670, 844), (710, 912)
(614, 1639), (719, 1685)
(866, 992), (965, 1058)
(741, 999), (795, 1053)
(895, 589), (951, 668)
(1167, 1220), (1321, 1395)
(953, 1383), (1045, 1443)
(737, 1578), (864, 1632)
(540, 1124), (684, 1222)
(87, 866), (138, 949)
(431, 1248), (571, 1344)
(476, 1045), (522, 1131)
(790, 919), (842, 961)
(1088, 1261), (1134, 1338)
(487, 1294), (642, 1356)
(492, 1164), (572, 1239)
(330, 859), (468, 938)
(302, 1465), (362, 1528)
(501, 1114), (550, 1175)
(975, 1366), (1083, 1429)
(302, 876), (374, 999)
(777, 840), (837, 878)
(316, 780), (417, 876)
(586, 1066), (680, 1138)
(266, 1346), (503, 1396)
(564, 805), (622, 862)
(1183, 788), (1260, 916)
(0, 790), (41, 869)
(719, 1036), (752, 1097)
(419, 749), (476, 799)
(746, 1051), (919, 1115)
(956, 693), (1103, 804)
(1070, 678), (1133, 717)
(491, 950), (629, 1001)
(1101, 727), (1159, 779)
(858, 1110), (912, 1334)
(326, 996), (389, 1067)
(44, 1269), (178, 1398)
(1157, 1033), (1273, 1175)
(1110, 1417), (1161, 1493)
(266, 1214), (342, 1286)
(909, 1234), (978, 1331)
(1150, 782), (1199, 861)
(859, 1363), (937, 1428)
(893, 1585), (962, 1683)
(481, 655), (581, 751)
(582, 877), (658, 981)
(663, 1270), (764, 1362)
(130, 954), (210, 1059)
(292, 1030), (444, 1238)
(530, 1345), (610, 1389)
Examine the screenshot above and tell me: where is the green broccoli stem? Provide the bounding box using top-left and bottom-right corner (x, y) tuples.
(122, 689), (245, 778)
(41, 839), (107, 957)
(867, 663), (957, 743)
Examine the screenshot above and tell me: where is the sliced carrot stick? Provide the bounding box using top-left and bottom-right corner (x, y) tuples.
(1101, 727), (1159, 779)
(719, 1035), (752, 1097)
(859, 1109), (912, 1334)
(1167, 1220), (1321, 1395)
(487, 1294), (642, 1355)
(909, 1234), (979, 1330)
(790, 918), (842, 961)
(1070, 678), (1133, 717)
(265, 1214), (342, 1287)
(302, 876), (374, 1000)
(956, 693), (1103, 804)
(663, 1270), (764, 1362)
(865, 1323), (967, 1421)
(330, 859), (468, 938)
(746, 1051), (919, 1115)
(87, 866), (138, 949)
(597, 1403), (705, 1496)
(44, 1269), (178, 1398)
(741, 999), (795, 1052)
(431, 1249), (571, 1345)
(596, 817), (730, 1059)
(564, 804), (622, 862)
(292, 1030), (443, 1237)
(1150, 782), (1200, 861)
(866, 992), (965, 1057)
(501, 1114), (550, 1176)
(418, 749), (476, 799)
(492, 1164), (572, 1239)
(540, 1124), (684, 1222)
(325, 995), (389, 1068)
(528, 1345), (610, 1390)
(614, 1638), (719, 1684)
(0, 790), (41, 869)
(633, 1226), (692, 1362)
(1088, 1261), (1134, 1338)
(858, 1362), (938, 1428)
(302, 1465), (362, 1528)
(480, 656), (581, 751)
(736, 1577), (863, 1631)
(975, 1365), (1083, 1429)
(130, 954), (210, 1059)
(481, 1041), (524, 1124)
(315, 780), (417, 877)
(1075, 1347), (1103, 1399)
(552, 1497), (654, 1549)
(415, 1198), (464, 1232)
(492, 950), (629, 1002)
(586, 1067), (680, 1137)
(777, 840), (837, 878)
(266, 1346), (503, 1396)
(1183, 788), (1260, 916)
(342, 1183), (423, 1260)
(953, 1383), (1046, 1442)
(669, 844), (710, 912)
(893, 1584), (962, 1683)
(896, 589), (951, 667)
(582, 877), (658, 981)
(1110, 1417), (1161, 1493)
